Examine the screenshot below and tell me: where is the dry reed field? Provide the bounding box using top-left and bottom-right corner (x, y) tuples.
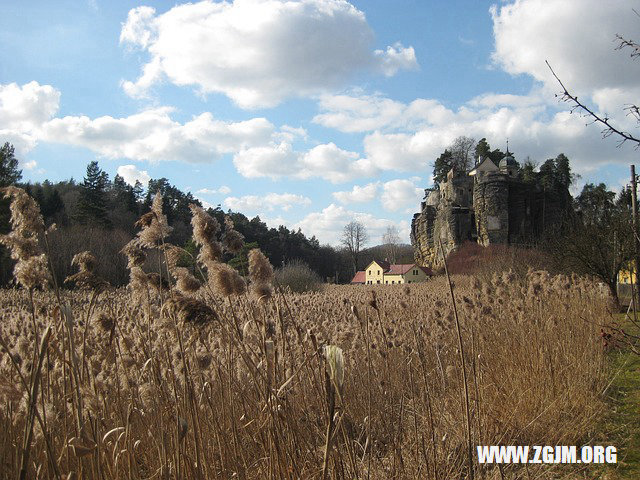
(0, 187), (612, 479)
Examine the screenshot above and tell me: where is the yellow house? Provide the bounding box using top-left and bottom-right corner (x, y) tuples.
(364, 260), (432, 285)
(365, 260), (388, 284)
(618, 264), (637, 284)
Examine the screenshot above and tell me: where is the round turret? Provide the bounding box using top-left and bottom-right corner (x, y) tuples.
(499, 153), (517, 169)
(499, 151), (518, 177)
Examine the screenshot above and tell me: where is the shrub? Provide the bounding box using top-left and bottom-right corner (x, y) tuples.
(446, 241), (557, 280)
(275, 259), (323, 293)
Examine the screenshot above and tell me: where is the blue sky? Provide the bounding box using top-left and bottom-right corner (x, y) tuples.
(1, 0), (639, 245)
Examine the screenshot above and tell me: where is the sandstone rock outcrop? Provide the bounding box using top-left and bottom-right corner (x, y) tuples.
(411, 156), (571, 268)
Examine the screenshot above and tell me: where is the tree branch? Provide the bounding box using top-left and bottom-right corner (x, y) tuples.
(546, 60), (640, 148)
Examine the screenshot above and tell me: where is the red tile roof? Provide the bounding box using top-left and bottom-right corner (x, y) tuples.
(350, 271), (366, 284)
(386, 264), (433, 276)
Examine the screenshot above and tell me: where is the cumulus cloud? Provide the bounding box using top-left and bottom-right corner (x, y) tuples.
(333, 182), (380, 204)
(224, 193), (311, 213)
(233, 142), (378, 183)
(197, 185), (231, 195)
(120, 0), (417, 108)
(312, 87), (639, 174)
(117, 164), (151, 187)
(314, 93), (452, 132)
(293, 203), (410, 245)
(491, 0), (640, 118)
(0, 81), (60, 154)
(381, 179), (423, 212)
(41, 109), (275, 163)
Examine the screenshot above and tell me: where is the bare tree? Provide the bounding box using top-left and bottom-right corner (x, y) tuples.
(450, 136), (477, 172)
(546, 31), (640, 148)
(381, 225), (401, 264)
(341, 221), (368, 274)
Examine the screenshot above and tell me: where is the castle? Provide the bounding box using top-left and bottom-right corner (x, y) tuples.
(410, 151), (571, 268)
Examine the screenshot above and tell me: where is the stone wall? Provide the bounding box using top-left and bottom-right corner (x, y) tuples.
(473, 173), (509, 246)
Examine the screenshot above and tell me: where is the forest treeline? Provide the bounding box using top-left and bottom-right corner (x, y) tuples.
(0, 143), (412, 286)
(0, 139), (635, 296)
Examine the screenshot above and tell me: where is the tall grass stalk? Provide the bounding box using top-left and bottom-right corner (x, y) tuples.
(439, 239), (474, 480)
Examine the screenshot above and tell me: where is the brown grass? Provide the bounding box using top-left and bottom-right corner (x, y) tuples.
(0, 188), (613, 479)
(0, 272), (610, 479)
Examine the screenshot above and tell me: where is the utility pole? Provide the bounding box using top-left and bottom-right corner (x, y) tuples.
(631, 165), (639, 315)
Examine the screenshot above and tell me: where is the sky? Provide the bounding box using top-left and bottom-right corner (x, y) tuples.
(1, 0), (639, 246)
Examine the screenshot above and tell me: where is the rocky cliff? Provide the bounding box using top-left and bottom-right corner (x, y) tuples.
(411, 166), (571, 269)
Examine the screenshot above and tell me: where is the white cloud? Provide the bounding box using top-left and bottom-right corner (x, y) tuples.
(0, 81), (60, 132)
(294, 203), (410, 245)
(0, 81), (60, 155)
(381, 179), (423, 212)
(491, 0), (640, 123)
(224, 193), (311, 212)
(233, 142), (378, 183)
(316, 88), (640, 174)
(197, 185), (231, 195)
(120, 0), (417, 108)
(314, 93), (452, 133)
(41, 109), (275, 163)
(117, 164), (151, 187)
(23, 160), (38, 171)
(332, 182), (379, 204)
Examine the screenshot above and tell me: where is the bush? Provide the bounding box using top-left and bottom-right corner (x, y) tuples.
(275, 259), (323, 293)
(446, 241), (557, 280)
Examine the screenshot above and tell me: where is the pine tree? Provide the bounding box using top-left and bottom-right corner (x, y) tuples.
(433, 149), (453, 183)
(0, 142), (22, 188)
(78, 161), (112, 228)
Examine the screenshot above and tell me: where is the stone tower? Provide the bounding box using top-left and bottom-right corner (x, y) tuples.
(473, 169), (509, 246)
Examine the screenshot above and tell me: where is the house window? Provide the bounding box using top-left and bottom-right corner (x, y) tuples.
(392, 281), (395, 284)
(385, 281), (388, 284)
(368, 270), (371, 275)
(377, 280), (380, 284)
(378, 270), (381, 275)
(413, 269), (418, 275)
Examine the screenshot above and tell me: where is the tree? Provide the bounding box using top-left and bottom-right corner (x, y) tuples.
(554, 182), (633, 304)
(381, 225), (401, 263)
(449, 136), (476, 173)
(0, 143), (23, 285)
(432, 136), (479, 184)
(341, 221), (368, 274)
(0, 143), (22, 187)
(474, 138), (491, 164)
(520, 157), (538, 183)
(433, 149), (453, 184)
(78, 161), (112, 228)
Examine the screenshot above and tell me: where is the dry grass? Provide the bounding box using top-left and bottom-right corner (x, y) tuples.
(0, 274), (611, 479)
(0, 187), (613, 479)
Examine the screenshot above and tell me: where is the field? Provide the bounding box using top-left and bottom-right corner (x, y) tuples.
(0, 273), (612, 479)
(0, 188), (616, 479)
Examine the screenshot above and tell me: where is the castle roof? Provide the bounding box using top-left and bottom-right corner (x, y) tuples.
(469, 157), (499, 175)
(500, 153), (517, 168)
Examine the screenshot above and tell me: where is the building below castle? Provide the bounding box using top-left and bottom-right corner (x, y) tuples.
(410, 152), (572, 268)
